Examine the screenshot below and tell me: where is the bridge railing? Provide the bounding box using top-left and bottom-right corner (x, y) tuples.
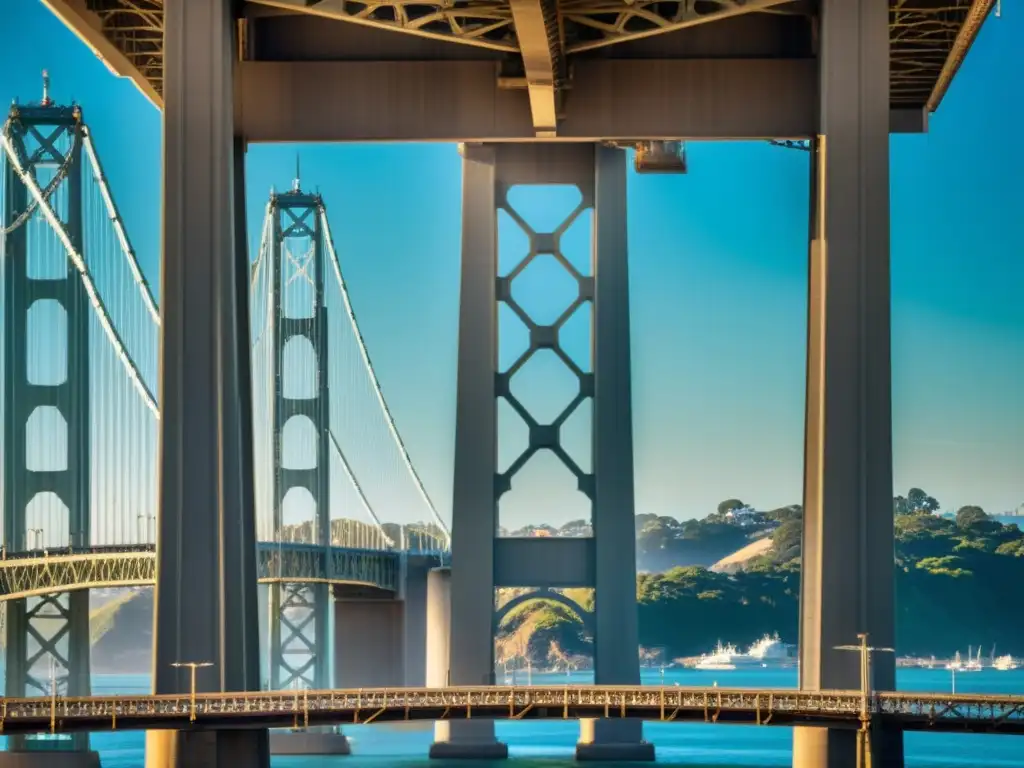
(2, 686), (1023, 735)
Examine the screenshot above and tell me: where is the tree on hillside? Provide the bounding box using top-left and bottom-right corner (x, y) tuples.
(772, 519), (802, 561)
(956, 506), (988, 529)
(766, 505), (802, 522)
(717, 499), (746, 517)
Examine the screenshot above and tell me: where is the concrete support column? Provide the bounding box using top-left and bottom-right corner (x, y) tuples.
(334, 596), (405, 687)
(576, 145), (652, 763)
(430, 146), (506, 760)
(793, 1), (901, 768)
(401, 557), (431, 687)
(147, 1), (267, 766)
(426, 567), (452, 687)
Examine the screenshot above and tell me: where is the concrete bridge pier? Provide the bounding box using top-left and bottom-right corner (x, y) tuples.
(426, 567), (507, 759)
(793, 1), (902, 768)
(435, 143), (649, 761)
(147, 1), (267, 766)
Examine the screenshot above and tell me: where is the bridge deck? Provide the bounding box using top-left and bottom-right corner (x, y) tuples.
(0, 543), (416, 600)
(2, 686), (1023, 736)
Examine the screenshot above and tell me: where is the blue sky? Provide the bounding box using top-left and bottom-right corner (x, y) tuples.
(1, 0), (1021, 529)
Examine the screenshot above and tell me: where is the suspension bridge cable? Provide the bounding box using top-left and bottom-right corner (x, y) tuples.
(81, 130), (159, 324)
(319, 208), (451, 543)
(328, 430), (394, 547)
(0, 133), (159, 418)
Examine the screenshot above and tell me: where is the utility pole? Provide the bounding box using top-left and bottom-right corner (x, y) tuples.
(170, 661), (214, 722)
(835, 633), (894, 768)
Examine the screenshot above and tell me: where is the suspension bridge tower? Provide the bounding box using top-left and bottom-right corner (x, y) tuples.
(1, 80), (97, 765)
(264, 175), (333, 694)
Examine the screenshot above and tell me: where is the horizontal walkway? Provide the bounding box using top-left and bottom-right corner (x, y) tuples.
(1, 686), (1022, 736)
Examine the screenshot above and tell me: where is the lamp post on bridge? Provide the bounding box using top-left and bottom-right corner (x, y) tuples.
(170, 661), (214, 722)
(834, 633), (894, 768)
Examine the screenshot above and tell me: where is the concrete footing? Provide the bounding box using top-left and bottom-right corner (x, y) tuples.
(792, 725), (903, 768)
(269, 729), (351, 756)
(429, 720), (508, 760)
(0, 752), (101, 768)
(575, 718), (654, 762)
(145, 728), (269, 768)
(792, 726), (860, 768)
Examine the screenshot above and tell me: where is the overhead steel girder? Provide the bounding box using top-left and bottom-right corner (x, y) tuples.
(508, 0), (562, 136)
(0, 545), (399, 601)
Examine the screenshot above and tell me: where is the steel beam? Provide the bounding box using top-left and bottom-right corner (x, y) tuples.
(235, 58), (819, 142)
(507, 0), (561, 136)
(493, 538), (594, 588)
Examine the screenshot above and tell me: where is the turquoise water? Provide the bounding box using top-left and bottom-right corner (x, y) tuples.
(7, 667), (1024, 766)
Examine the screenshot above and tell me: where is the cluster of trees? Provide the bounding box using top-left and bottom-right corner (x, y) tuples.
(494, 489), (1024, 667)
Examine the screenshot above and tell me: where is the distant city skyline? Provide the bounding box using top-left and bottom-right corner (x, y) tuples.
(1, 1), (1021, 526)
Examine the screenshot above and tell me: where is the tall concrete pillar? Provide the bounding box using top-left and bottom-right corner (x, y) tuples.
(426, 567), (452, 687)
(576, 146), (652, 763)
(147, 1), (267, 767)
(435, 144), (648, 762)
(430, 145), (507, 760)
(794, 1), (901, 767)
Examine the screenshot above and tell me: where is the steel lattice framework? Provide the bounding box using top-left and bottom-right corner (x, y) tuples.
(63, 0), (991, 113)
(1, 686), (1024, 735)
(0, 544), (399, 601)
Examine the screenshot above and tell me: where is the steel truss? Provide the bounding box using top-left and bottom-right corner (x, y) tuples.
(74, 0), (988, 113)
(0, 545), (399, 600)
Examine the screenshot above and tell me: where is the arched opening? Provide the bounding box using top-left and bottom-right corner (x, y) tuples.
(494, 588), (594, 683)
(282, 335), (318, 400)
(280, 415), (317, 470)
(24, 491), (71, 550)
(25, 406), (68, 473)
(26, 299), (68, 385)
(279, 486), (317, 544)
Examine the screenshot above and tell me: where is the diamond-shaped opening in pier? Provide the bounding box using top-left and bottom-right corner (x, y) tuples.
(498, 208), (532, 277)
(23, 492), (70, 550)
(498, 397), (530, 474)
(25, 406), (68, 473)
(559, 302), (592, 373)
(25, 300), (67, 386)
(506, 184), (582, 235)
(494, 587), (594, 680)
(560, 398), (593, 475)
(281, 415), (318, 470)
(509, 349), (579, 426)
(279, 236), (317, 320)
(280, 487), (318, 542)
(498, 448), (592, 535)
(281, 335), (319, 400)
(499, 302), (530, 373)
(511, 254), (580, 328)
(558, 207), (593, 277)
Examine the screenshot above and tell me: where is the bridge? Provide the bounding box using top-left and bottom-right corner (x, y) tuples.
(2, 1), (1001, 767)
(2, 686), (1024, 736)
(0, 72), (449, 763)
